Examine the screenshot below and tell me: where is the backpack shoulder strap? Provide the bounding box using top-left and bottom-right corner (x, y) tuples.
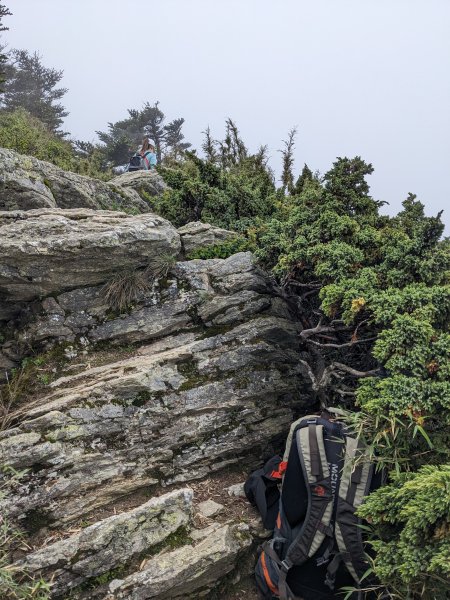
(334, 435), (374, 585)
(142, 152), (151, 169)
(286, 422), (334, 562)
(276, 420), (335, 599)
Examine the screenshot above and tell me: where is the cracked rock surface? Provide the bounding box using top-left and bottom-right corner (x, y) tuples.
(0, 148), (154, 212)
(0, 199), (310, 598)
(16, 489), (193, 597)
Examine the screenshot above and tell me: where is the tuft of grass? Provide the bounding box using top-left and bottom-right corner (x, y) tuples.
(102, 269), (151, 312)
(0, 347), (69, 432)
(0, 369), (34, 432)
(145, 253), (177, 279)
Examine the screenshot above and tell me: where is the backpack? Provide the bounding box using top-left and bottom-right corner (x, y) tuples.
(127, 153), (144, 172)
(245, 409), (384, 600)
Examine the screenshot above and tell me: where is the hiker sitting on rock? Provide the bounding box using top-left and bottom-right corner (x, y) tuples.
(140, 137), (157, 170)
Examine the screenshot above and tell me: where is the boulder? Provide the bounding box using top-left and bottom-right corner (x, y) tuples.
(0, 208), (181, 308)
(10, 252), (282, 355)
(111, 170), (168, 200)
(0, 148), (150, 213)
(177, 221), (239, 255)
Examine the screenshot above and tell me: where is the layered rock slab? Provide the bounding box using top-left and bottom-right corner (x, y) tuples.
(0, 315), (306, 526)
(16, 489), (193, 597)
(0, 208), (180, 306)
(107, 522), (252, 600)
(177, 221), (239, 255)
(0, 148), (151, 212)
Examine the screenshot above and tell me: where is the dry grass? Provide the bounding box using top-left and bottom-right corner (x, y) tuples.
(145, 253), (177, 279)
(0, 369), (34, 431)
(103, 254), (177, 312)
(102, 270), (151, 312)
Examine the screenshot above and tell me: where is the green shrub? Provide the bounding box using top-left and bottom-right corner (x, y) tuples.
(186, 235), (253, 260)
(255, 157), (450, 596)
(0, 109), (111, 179)
(156, 153), (277, 230)
(357, 465), (450, 599)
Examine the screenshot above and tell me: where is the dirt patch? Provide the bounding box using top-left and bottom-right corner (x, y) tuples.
(30, 466), (260, 551)
(222, 576), (260, 600)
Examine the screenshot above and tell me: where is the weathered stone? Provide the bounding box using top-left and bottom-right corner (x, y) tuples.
(178, 221), (239, 255)
(0, 316), (308, 526)
(9, 253), (277, 356)
(0, 209), (181, 304)
(0, 150), (313, 600)
(111, 170), (168, 200)
(227, 483), (246, 498)
(0, 148), (149, 212)
(197, 500), (224, 518)
(108, 523), (252, 599)
(17, 488), (193, 597)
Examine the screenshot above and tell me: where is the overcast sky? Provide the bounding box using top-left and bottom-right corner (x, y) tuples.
(4, 0), (450, 230)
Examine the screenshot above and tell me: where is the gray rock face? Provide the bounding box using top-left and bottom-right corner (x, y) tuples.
(0, 164), (310, 599)
(1, 314), (307, 526)
(108, 523), (252, 599)
(177, 221), (239, 255)
(12, 251), (280, 354)
(17, 489), (193, 597)
(0, 252), (308, 532)
(0, 208), (180, 308)
(0, 148), (150, 213)
(111, 170), (168, 200)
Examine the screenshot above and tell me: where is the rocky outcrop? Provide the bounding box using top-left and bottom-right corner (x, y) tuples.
(0, 185), (310, 598)
(0, 208), (180, 316)
(178, 221), (239, 255)
(0, 148), (153, 213)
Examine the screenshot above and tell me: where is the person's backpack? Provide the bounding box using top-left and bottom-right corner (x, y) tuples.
(245, 409), (384, 600)
(127, 153), (144, 172)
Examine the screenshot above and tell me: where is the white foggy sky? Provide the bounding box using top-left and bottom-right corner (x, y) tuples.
(4, 0), (450, 230)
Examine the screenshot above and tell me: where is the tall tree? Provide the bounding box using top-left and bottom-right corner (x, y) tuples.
(202, 126), (218, 163)
(0, 3), (12, 93)
(293, 163), (314, 195)
(97, 102), (191, 166)
(1, 49), (68, 134)
(164, 117), (191, 161)
(280, 127), (297, 194)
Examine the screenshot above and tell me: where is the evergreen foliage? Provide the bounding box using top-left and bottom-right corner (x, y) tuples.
(96, 102), (191, 166)
(0, 3), (12, 92)
(1, 49), (68, 134)
(358, 465), (450, 599)
(280, 127), (297, 194)
(256, 156), (449, 597)
(156, 150), (276, 230)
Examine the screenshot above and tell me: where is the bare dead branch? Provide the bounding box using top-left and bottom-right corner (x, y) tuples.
(329, 362), (380, 378)
(306, 336), (377, 349)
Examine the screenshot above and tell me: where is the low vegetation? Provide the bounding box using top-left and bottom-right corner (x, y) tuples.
(0, 467), (51, 599)
(155, 146), (449, 598)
